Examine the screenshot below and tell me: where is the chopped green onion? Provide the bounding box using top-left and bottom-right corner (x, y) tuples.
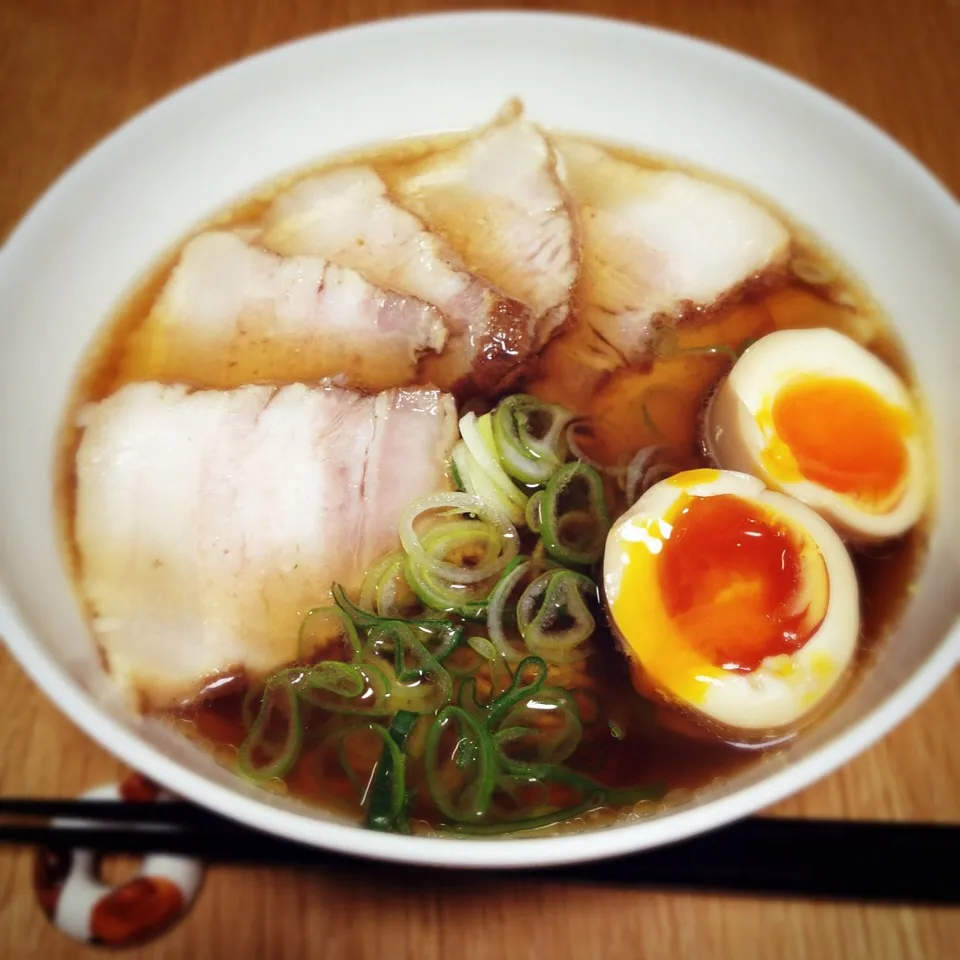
(452, 440), (524, 525)
(467, 635), (498, 661)
(440, 783), (665, 836)
(494, 691), (583, 766)
(495, 751), (652, 805)
(541, 462), (610, 566)
(492, 394), (575, 485)
(237, 679), (302, 781)
(366, 711), (417, 833)
(439, 794), (606, 836)
(365, 621), (454, 715)
(425, 706), (499, 822)
(450, 457), (465, 492)
(525, 490), (544, 533)
(404, 557), (488, 619)
(403, 520), (502, 618)
(485, 558), (534, 662)
(399, 493), (519, 585)
(290, 661), (393, 716)
(485, 656), (549, 731)
(359, 552), (400, 614)
(359, 552), (424, 620)
(459, 411), (528, 522)
(652, 324), (737, 361)
(331, 583), (461, 662)
(300, 661), (364, 698)
(297, 606), (361, 660)
(456, 676), (489, 718)
(624, 444), (683, 504)
(517, 570), (597, 664)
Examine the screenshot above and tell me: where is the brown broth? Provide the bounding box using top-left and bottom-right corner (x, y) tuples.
(59, 131), (930, 836)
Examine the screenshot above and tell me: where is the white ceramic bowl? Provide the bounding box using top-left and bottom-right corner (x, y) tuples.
(1, 12), (958, 869)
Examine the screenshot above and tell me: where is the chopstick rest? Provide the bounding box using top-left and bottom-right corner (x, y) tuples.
(33, 774), (204, 948)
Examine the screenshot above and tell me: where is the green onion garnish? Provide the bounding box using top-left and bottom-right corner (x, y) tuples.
(540, 462), (610, 567)
(237, 679), (302, 781)
(425, 706), (499, 822)
(366, 711), (418, 833)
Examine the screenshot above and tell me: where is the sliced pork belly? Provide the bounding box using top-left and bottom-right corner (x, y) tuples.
(385, 104), (577, 357)
(75, 382), (457, 707)
(259, 166), (535, 391)
(553, 138), (790, 359)
(119, 231), (446, 390)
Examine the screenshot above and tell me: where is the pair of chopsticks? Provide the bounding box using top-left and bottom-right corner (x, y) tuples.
(2, 798), (958, 904)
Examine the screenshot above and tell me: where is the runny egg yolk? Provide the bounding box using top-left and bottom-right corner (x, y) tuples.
(613, 493), (829, 705)
(766, 376), (909, 505)
(659, 494), (825, 672)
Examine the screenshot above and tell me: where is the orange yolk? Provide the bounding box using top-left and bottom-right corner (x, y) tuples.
(657, 494), (824, 672)
(771, 376), (908, 503)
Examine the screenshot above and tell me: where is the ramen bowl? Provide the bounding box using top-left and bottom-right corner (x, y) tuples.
(0, 12), (958, 868)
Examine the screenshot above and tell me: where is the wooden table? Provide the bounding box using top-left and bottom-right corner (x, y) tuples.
(1, 1), (958, 956)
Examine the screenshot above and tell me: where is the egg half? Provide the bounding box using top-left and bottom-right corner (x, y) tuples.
(703, 328), (925, 541)
(603, 468), (859, 732)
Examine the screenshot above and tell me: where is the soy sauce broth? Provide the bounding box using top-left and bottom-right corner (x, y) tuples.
(61, 131), (930, 834)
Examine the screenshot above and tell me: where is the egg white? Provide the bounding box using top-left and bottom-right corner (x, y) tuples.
(703, 328), (926, 541)
(604, 469), (860, 732)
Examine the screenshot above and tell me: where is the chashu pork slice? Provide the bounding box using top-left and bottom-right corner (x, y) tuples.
(259, 165), (537, 392)
(553, 138), (791, 359)
(119, 231), (447, 390)
(75, 381), (457, 708)
(385, 103), (578, 361)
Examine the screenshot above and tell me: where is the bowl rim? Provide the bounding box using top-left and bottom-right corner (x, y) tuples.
(1, 10), (958, 870)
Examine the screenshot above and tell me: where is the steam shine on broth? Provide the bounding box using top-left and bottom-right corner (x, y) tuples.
(62, 105), (929, 837)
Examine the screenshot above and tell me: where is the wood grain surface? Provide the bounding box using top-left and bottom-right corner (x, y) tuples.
(1, 1), (958, 957)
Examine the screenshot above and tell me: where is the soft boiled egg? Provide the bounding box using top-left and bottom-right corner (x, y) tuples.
(703, 328), (925, 542)
(603, 468), (859, 733)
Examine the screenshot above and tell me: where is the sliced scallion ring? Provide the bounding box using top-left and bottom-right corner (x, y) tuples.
(486, 558), (534, 662)
(297, 606), (361, 660)
(403, 519), (504, 617)
(237, 679), (302, 781)
(359, 551), (424, 620)
(452, 440), (523, 525)
(494, 690), (583, 766)
(516, 569), (597, 664)
(525, 490), (544, 533)
(365, 621), (454, 715)
(290, 661), (393, 716)
(399, 493), (518, 585)
(492, 394), (575, 485)
(331, 582), (461, 662)
(541, 462), (610, 566)
(460, 411), (528, 516)
(467, 635), (499, 662)
(365, 711), (417, 833)
(425, 706), (499, 823)
(485, 656), (549, 731)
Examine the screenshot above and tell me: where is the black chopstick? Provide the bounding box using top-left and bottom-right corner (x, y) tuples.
(2, 800), (958, 905)
(0, 799), (238, 827)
